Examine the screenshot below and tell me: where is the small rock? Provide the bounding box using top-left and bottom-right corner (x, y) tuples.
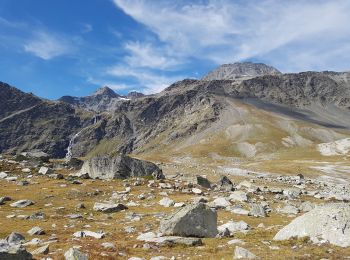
(93, 202), (127, 213)
(31, 244), (49, 255)
(159, 198), (175, 207)
(64, 247), (88, 260)
(38, 166), (53, 175)
(27, 227), (45, 236)
(211, 197), (231, 209)
(73, 231), (105, 239)
(229, 191), (249, 202)
(6, 232), (26, 244)
(234, 246), (257, 259)
(10, 199), (34, 208)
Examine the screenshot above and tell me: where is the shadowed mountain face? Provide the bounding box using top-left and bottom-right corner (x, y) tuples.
(1, 63), (350, 159)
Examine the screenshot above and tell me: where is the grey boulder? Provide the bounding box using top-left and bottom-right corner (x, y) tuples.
(6, 232), (25, 245)
(274, 203), (350, 247)
(0, 240), (32, 260)
(77, 155), (164, 180)
(64, 247), (88, 260)
(10, 200), (34, 208)
(93, 202), (127, 213)
(159, 203), (218, 238)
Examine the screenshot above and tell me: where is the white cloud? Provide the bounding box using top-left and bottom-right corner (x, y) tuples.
(124, 41), (180, 70)
(106, 66), (183, 94)
(24, 31), (72, 60)
(87, 76), (132, 91)
(113, 0), (350, 72)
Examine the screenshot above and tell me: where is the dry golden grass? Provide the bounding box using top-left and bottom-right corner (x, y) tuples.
(1, 159), (350, 259)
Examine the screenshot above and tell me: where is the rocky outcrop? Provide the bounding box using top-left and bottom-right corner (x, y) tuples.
(274, 203), (350, 247)
(77, 155), (164, 180)
(202, 62), (281, 80)
(159, 203), (218, 238)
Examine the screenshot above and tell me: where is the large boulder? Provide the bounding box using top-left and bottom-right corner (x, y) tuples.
(77, 154), (164, 180)
(159, 203), (218, 238)
(0, 240), (32, 259)
(274, 203), (350, 247)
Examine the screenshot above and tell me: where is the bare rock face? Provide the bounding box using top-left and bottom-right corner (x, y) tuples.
(202, 62), (281, 80)
(159, 203), (218, 238)
(77, 154), (164, 180)
(274, 203), (350, 247)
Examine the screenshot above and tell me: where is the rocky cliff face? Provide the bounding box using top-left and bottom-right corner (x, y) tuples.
(1, 63), (350, 159)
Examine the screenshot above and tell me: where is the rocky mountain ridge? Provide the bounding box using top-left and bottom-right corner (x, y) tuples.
(202, 62), (281, 80)
(1, 63), (350, 159)
(58, 86), (144, 112)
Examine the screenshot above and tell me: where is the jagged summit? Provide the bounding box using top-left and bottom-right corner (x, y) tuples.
(127, 91), (144, 99)
(91, 86), (119, 97)
(202, 62), (281, 80)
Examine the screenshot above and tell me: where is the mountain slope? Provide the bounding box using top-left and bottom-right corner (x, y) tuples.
(1, 63), (350, 160)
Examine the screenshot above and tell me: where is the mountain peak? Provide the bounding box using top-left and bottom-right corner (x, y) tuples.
(91, 86), (118, 97)
(202, 62), (281, 80)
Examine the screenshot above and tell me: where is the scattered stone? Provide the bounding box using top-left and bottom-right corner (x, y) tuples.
(27, 227), (45, 236)
(38, 166), (53, 175)
(64, 247), (88, 260)
(278, 205), (300, 215)
(192, 188), (203, 194)
(195, 175), (211, 188)
(159, 198), (175, 207)
(21, 168), (31, 173)
(0, 171), (8, 179)
(218, 221), (250, 235)
(10, 200), (34, 208)
(159, 203), (218, 238)
(249, 204), (267, 217)
(234, 246), (257, 259)
(29, 212), (45, 220)
(101, 242), (116, 250)
(229, 191), (249, 202)
(76, 203), (85, 209)
(66, 214), (83, 219)
(73, 231), (105, 239)
(31, 244), (49, 255)
(6, 232), (25, 244)
(274, 203), (350, 247)
(211, 197), (231, 209)
(217, 176), (235, 191)
(174, 202), (185, 208)
(0, 196), (11, 205)
(93, 202), (127, 213)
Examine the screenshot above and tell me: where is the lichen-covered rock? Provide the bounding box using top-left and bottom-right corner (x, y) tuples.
(274, 203), (350, 247)
(77, 155), (164, 180)
(159, 203), (217, 238)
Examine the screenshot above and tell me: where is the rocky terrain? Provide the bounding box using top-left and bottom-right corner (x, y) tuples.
(1, 153), (350, 259)
(1, 62), (350, 259)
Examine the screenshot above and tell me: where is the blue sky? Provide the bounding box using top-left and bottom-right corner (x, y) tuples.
(1, 0), (350, 99)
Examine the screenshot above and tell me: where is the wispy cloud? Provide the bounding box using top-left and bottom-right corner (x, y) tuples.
(86, 76), (132, 91)
(23, 31), (72, 60)
(106, 65), (183, 94)
(124, 41), (181, 70)
(113, 0), (350, 72)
